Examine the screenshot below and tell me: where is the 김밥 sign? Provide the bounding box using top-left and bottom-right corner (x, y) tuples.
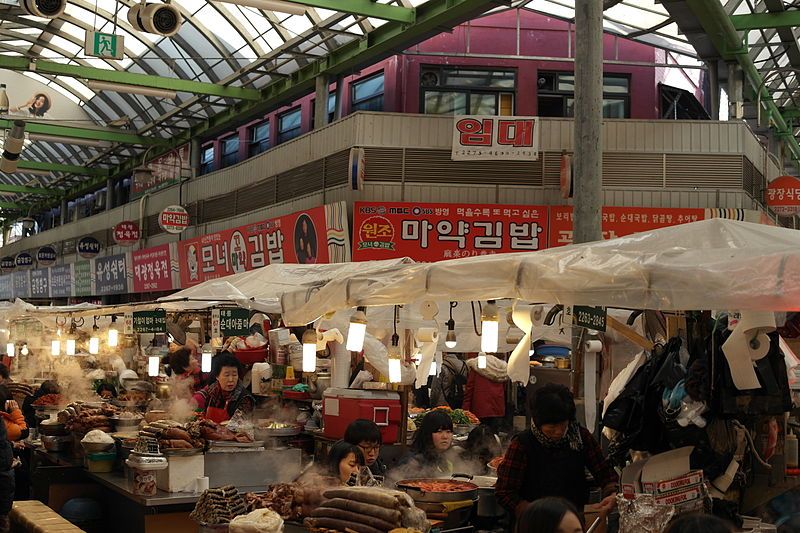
(212, 308), (250, 337)
(766, 175), (800, 216)
(132, 244), (172, 293)
(113, 221), (141, 246)
(549, 206), (705, 247)
(353, 201), (548, 262)
(131, 310), (167, 333)
(451, 115), (540, 161)
(177, 202), (350, 288)
(159, 205), (190, 234)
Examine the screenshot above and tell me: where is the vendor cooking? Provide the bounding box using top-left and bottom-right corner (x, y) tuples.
(495, 384), (618, 520)
(192, 352), (254, 424)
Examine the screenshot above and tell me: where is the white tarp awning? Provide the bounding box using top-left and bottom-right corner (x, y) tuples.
(280, 218), (800, 325)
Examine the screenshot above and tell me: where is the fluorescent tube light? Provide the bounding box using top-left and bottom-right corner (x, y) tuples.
(86, 80), (177, 99)
(211, 0), (307, 15)
(29, 133), (112, 148)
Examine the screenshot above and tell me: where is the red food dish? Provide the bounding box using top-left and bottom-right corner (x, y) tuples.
(400, 480), (476, 493)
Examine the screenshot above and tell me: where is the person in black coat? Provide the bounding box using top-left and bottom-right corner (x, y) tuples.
(0, 414), (15, 532)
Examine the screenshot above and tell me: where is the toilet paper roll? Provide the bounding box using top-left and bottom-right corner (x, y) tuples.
(195, 476), (209, 494)
(316, 328), (344, 350)
(415, 327), (439, 388)
(584, 340), (603, 353)
(747, 331), (771, 361)
(722, 327), (761, 390)
(417, 327), (439, 343)
(508, 302), (537, 384)
(738, 311), (776, 335)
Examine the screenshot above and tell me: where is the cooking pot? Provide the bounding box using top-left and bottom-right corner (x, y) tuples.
(451, 473), (504, 517)
(396, 478), (479, 503)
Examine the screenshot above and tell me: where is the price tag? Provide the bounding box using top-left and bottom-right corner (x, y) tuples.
(131, 310), (167, 333)
(124, 313), (133, 335)
(573, 305), (607, 332)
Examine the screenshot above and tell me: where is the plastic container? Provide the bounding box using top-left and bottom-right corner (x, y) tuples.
(126, 453), (168, 496)
(786, 433), (798, 469)
(234, 348), (267, 366)
(86, 451), (116, 473)
(156, 453), (204, 493)
(323, 388), (402, 443)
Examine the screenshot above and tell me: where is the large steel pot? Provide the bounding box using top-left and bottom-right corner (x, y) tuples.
(451, 473), (504, 517)
(396, 478), (479, 503)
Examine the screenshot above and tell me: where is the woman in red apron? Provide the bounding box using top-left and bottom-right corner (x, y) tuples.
(192, 352), (254, 423)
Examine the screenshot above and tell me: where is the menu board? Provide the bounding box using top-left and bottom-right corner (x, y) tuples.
(49, 265), (73, 298)
(73, 261), (92, 297)
(29, 269), (49, 298)
(0, 275), (12, 300)
(95, 254), (128, 295)
(132, 244), (173, 293)
(353, 201), (549, 262)
(12, 271), (29, 299)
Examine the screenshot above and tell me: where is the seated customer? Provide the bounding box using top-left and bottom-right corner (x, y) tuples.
(344, 419), (387, 479)
(169, 347), (203, 393)
(0, 386), (26, 441)
(326, 440), (366, 486)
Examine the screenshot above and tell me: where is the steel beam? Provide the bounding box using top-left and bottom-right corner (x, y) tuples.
(782, 108), (800, 119)
(0, 201), (24, 210)
(52, 0), (503, 203)
(730, 11), (800, 31)
(289, 0), (414, 23)
(0, 184), (60, 196)
(17, 160), (109, 177)
(0, 56), (261, 101)
(0, 118), (163, 146)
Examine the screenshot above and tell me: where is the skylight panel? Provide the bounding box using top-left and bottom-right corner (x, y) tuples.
(195, 5), (246, 52)
(50, 35), (82, 55)
(56, 75), (95, 100)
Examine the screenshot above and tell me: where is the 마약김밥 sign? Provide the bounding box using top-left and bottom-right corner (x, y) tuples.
(451, 115), (540, 161)
(159, 205), (190, 234)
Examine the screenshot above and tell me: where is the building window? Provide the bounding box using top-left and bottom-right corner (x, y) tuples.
(311, 93), (337, 129)
(200, 145), (214, 174)
(248, 121), (269, 157)
(421, 67), (516, 115)
(352, 72), (384, 112)
(220, 135), (239, 168)
(277, 107), (302, 144)
(537, 71), (630, 118)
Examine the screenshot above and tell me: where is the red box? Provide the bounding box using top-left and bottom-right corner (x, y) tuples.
(234, 348), (267, 366)
(323, 388), (402, 444)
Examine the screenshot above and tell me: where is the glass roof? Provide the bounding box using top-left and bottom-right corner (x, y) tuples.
(0, 0), (793, 205)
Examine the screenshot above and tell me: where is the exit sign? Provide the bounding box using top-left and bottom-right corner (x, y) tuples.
(84, 31), (124, 60)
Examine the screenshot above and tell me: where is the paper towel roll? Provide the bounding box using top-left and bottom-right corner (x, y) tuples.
(584, 340), (603, 353)
(316, 328), (344, 350)
(195, 476), (209, 494)
(417, 327), (438, 343)
(415, 327), (439, 388)
(508, 302), (536, 384)
(722, 327), (761, 390)
(738, 311), (776, 335)
(747, 331), (771, 361)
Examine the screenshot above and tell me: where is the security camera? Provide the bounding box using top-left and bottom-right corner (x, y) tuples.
(20, 0), (66, 18)
(1, 120), (26, 174)
(128, 1), (182, 37)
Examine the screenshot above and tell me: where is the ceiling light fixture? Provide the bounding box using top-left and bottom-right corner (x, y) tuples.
(210, 0), (307, 15)
(86, 80), (177, 100)
(29, 133), (112, 148)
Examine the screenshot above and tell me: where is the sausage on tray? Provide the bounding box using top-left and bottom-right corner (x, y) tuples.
(320, 498), (401, 525)
(304, 517), (384, 533)
(322, 488), (401, 509)
(310, 507), (397, 531)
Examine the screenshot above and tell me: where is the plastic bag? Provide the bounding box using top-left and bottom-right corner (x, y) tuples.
(229, 509), (284, 533)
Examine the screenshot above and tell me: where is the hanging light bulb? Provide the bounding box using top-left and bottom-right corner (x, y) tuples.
(65, 338), (76, 356)
(51, 339), (61, 356)
(108, 316), (119, 348)
(445, 319), (457, 349)
(201, 344), (213, 373)
(429, 360), (438, 376)
(5, 343), (14, 357)
(148, 355), (160, 377)
(480, 300), (499, 353)
(388, 333), (402, 383)
(346, 307), (368, 352)
(477, 351), (487, 369)
(89, 316), (100, 355)
(20, 344), (28, 356)
(302, 326), (318, 373)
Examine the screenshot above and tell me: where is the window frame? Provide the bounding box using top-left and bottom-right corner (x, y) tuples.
(277, 107), (303, 144)
(220, 134), (240, 168)
(419, 65), (517, 116)
(351, 71), (385, 112)
(200, 145), (215, 174)
(536, 71), (631, 118)
(248, 121), (270, 157)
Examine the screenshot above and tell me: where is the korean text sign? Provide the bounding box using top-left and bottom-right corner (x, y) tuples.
(548, 206), (706, 247)
(178, 205), (330, 287)
(451, 115), (540, 161)
(95, 254), (128, 295)
(49, 265), (72, 298)
(132, 311), (167, 333)
(353, 202), (548, 262)
(212, 308), (250, 337)
(132, 245), (173, 293)
(0, 276), (11, 300)
(29, 269), (49, 299)
(73, 261), (92, 297)
(766, 175), (800, 216)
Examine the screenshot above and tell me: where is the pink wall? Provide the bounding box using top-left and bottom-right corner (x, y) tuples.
(203, 9), (681, 171)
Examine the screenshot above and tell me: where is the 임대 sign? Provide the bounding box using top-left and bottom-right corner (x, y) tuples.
(452, 115), (540, 161)
(113, 221), (141, 246)
(211, 308), (250, 337)
(766, 175), (800, 216)
(77, 236), (102, 259)
(132, 310), (167, 333)
(159, 205), (190, 234)
(36, 246), (57, 267)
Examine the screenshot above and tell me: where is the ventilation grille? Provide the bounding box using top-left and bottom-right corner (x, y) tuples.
(665, 154), (743, 189)
(404, 149), (543, 185)
(202, 190), (238, 223)
(236, 178), (277, 213)
(542, 152), (562, 186)
(324, 150), (350, 186)
(276, 159), (325, 203)
(363, 148), (404, 182)
(743, 158), (755, 198)
(603, 153), (664, 187)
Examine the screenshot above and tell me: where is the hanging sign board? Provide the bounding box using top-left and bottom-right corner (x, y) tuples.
(14, 252), (33, 268)
(451, 115), (540, 161)
(95, 254), (128, 295)
(132, 244), (173, 293)
(77, 236), (101, 259)
(0, 257), (14, 274)
(113, 221), (140, 246)
(211, 308), (250, 338)
(573, 306), (607, 332)
(73, 261), (92, 297)
(131, 310), (167, 334)
(159, 205), (190, 234)
(29, 269), (49, 298)
(49, 264), (72, 298)
(766, 175), (800, 216)
(36, 246), (57, 267)
(12, 271), (29, 299)
(84, 31), (124, 60)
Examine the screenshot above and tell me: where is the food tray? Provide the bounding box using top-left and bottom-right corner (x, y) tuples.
(257, 426), (302, 438)
(162, 447), (204, 456)
(208, 440), (263, 448)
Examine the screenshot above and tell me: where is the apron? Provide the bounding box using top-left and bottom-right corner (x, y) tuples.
(206, 405), (230, 424)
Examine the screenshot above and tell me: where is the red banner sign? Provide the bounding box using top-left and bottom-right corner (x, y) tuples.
(113, 221), (140, 246)
(548, 206), (705, 247)
(132, 244), (173, 293)
(177, 204), (348, 288)
(353, 202), (548, 262)
(766, 175), (800, 216)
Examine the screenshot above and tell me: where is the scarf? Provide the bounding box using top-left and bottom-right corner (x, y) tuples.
(200, 381), (249, 416)
(530, 420), (584, 452)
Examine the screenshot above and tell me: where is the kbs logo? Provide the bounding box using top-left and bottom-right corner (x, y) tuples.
(358, 216), (395, 251)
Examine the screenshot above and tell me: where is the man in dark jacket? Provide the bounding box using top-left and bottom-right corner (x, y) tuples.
(0, 412), (15, 532)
